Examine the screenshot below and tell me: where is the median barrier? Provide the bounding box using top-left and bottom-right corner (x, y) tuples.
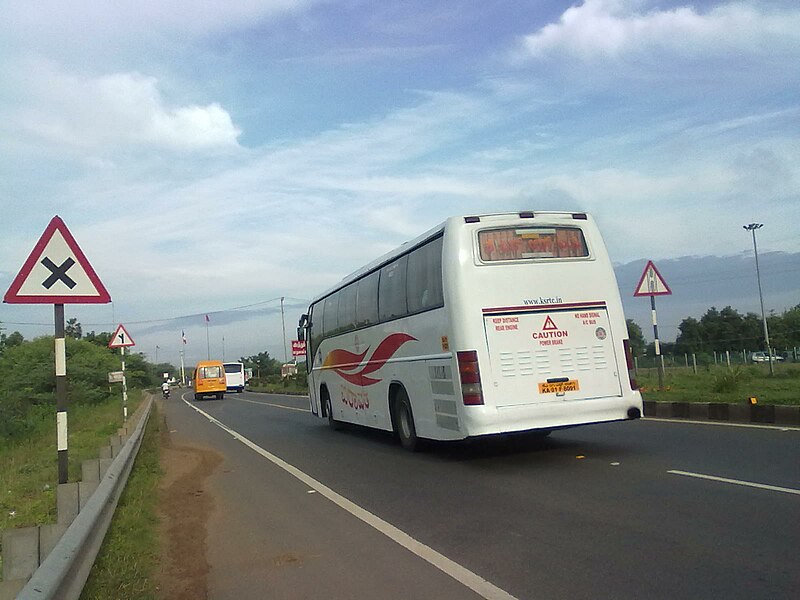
(644, 400), (800, 426)
(0, 395), (153, 600)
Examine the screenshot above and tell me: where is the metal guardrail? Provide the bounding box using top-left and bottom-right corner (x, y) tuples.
(15, 395), (153, 600)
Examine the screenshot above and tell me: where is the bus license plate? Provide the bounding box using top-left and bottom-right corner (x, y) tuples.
(538, 380), (580, 394)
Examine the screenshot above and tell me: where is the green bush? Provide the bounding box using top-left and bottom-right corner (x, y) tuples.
(712, 366), (747, 393)
(0, 336), (120, 441)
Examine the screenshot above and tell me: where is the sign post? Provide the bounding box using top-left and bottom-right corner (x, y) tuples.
(3, 216), (111, 484)
(109, 324), (135, 423)
(634, 260), (672, 390)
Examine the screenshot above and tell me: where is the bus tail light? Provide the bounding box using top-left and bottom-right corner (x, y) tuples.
(457, 350), (484, 405)
(623, 339), (638, 390)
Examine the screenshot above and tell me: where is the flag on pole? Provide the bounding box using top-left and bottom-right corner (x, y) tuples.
(181, 330), (187, 344)
(205, 314), (210, 322)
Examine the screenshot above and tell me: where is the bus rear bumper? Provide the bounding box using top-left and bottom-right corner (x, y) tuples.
(462, 395), (644, 437)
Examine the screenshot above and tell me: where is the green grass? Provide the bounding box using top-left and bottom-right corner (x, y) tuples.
(637, 363), (800, 405)
(0, 391), (143, 530)
(80, 403), (161, 600)
(0, 392), (142, 576)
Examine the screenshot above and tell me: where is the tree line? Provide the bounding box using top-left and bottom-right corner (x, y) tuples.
(627, 303), (800, 358)
(0, 322), (176, 440)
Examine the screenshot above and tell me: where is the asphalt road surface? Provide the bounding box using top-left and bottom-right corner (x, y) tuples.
(161, 388), (799, 600)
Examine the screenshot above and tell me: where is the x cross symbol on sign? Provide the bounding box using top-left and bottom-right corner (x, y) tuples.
(41, 257), (77, 289)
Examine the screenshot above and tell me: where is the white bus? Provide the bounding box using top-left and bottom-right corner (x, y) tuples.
(223, 362), (246, 393)
(298, 211), (642, 450)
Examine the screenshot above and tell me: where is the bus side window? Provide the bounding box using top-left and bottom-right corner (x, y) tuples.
(337, 283), (357, 334)
(309, 303), (323, 357)
(407, 236), (443, 313)
(379, 255), (408, 321)
(323, 292), (339, 337)
(356, 270), (379, 328)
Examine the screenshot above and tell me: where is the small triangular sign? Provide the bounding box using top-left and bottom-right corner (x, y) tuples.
(3, 216), (111, 304)
(109, 324), (135, 348)
(634, 260), (672, 297)
(542, 315), (558, 330)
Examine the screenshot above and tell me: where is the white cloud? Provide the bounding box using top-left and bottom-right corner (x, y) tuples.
(1, 1), (316, 42)
(517, 0), (800, 62)
(4, 63), (241, 151)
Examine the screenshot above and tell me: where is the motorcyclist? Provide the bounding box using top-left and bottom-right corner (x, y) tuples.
(161, 381), (170, 399)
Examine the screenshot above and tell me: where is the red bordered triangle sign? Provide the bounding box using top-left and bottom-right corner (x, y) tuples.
(108, 324), (135, 348)
(3, 216), (111, 304)
(542, 315), (559, 330)
(633, 260), (672, 297)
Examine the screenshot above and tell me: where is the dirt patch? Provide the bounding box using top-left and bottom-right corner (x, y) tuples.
(156, 414), (223, 600)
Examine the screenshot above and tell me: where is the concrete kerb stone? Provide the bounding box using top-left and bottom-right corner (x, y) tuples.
(670, 402), (691, 419)
(81, 459), (101, 483)
(689, 402), (709, 420)
(774, 405), (800, 426)
(1, 527), (39, 581)
(57, 482), (80, 526)
(78, 481), (99, 511)
(99, 458), (113, 478)
(39, 524), (67, 562)
(708, 403), (730, 421)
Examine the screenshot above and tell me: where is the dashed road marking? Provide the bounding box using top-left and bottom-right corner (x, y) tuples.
(668, 470), (800, 496)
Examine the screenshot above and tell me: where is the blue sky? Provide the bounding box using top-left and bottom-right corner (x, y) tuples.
(1, 0), (798, 367)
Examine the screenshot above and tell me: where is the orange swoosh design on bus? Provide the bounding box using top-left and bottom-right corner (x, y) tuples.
(322, 333), (417, 386)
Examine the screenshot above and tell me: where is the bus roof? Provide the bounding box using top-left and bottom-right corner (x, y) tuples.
(308, 211), (593, 305)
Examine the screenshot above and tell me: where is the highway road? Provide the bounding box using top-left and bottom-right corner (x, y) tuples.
(161, 388), (799, 600)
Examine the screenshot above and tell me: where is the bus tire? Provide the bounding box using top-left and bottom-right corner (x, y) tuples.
(323, 388), (342, 431)
(194, 394), (201, 401)
(216, 392), (223, 400)
(394, 389), (419, 452)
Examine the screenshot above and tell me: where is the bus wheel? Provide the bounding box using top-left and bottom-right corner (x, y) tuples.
(216, 392), (223, 400)
(324, 389), (342, 431)
(395, 389), (419, 452)
(194, 394), (201, 401)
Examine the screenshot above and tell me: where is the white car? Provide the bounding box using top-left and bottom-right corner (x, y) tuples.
(751, 351), (783, 363)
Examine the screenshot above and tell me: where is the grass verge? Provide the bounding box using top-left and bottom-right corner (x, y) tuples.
(0, 391), (143, 533)
(79, 402), (161, 600)
(637, 363), (800, 405)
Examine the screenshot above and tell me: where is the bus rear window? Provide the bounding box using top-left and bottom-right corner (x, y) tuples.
(478, 227), (588, 261)
(200, 366), (222, 378)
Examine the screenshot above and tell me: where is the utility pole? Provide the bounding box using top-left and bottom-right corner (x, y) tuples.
(743, 223), (773, 375)
(281, 296), (288, 365)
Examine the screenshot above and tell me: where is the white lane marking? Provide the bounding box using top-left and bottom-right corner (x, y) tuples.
(232, 396), (310, 412)
(180, 395), (519, 600)
(668, 470), (800, 496)
(644, 418), (800, 432)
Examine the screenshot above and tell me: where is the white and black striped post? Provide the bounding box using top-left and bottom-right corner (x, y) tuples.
(651, 295), (665, 390)
(54, 304), (68, 484)
(121, 346), (128, 423)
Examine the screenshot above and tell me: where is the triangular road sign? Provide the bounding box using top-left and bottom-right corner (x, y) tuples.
(109, 324), (135, 348)
(634, 260), (672, 297)
(3, 216), (111, 304)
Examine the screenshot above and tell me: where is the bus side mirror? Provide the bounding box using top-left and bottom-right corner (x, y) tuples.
(297, 314), (308, 341)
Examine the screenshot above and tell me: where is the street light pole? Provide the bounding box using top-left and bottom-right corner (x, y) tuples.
(743, 223), (773, 376)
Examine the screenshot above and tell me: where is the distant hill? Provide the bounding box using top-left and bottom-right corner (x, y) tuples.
(614, 252), (800, 342)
